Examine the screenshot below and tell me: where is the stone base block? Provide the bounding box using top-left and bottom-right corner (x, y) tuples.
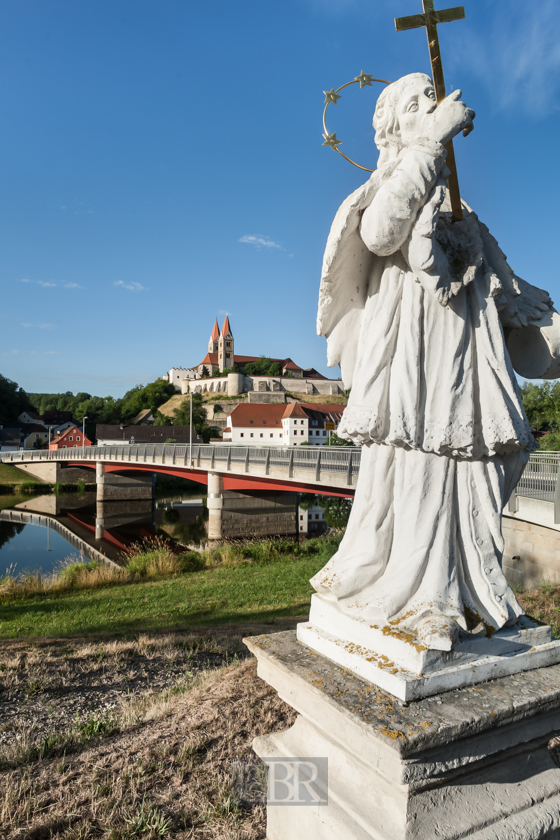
(296, 594), (560, 701)
(245, 630), (560, 840)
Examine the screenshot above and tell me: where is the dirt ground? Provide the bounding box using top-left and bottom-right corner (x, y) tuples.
(0, 620), (300, 840)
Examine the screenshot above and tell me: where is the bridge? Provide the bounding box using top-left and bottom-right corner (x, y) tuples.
(1, 443), (361, 539)
(1, 442), (360, 493)
(6, 446), (560, 573)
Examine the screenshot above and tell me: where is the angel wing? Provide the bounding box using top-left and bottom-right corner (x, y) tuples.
(317, 170), (387, 388)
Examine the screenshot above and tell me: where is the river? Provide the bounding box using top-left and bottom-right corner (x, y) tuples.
(0, 489), (207, 578)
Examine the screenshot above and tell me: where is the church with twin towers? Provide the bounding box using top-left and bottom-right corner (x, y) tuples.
(165, 316), (343, 399)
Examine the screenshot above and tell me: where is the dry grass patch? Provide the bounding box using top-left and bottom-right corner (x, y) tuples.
(1, 653), (295, 840)
(518, 583), (560, 637)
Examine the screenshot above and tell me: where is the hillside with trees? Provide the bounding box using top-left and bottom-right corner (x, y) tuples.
(0, 375), (33, 424)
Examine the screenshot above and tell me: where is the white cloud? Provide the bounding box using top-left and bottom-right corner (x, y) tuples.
(239, 234), (282, 250)
(114, 280), (146, 292)
(5, 348), (57, 356)
(18, 278), (82, 289)
(451, 0), (560, 116)
(18, 278), (57, 288)
(21, 323), (54, 329)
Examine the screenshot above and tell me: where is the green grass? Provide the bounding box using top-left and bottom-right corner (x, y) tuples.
(0, 462), (42, 487)
(0, 542), (337, 638)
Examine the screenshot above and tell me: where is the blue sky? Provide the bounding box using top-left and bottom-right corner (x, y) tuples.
(2, 0), (560, 397)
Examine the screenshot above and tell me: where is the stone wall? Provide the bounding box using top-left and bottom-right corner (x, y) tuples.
(503, 514), (560, 588)
(247, 392), (286, 404)
(185, 374), (343, 397)
(221, 490), (298, 540)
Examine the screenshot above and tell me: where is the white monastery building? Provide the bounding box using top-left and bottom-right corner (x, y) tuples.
(222, 403), (345, 446)
(164, 317), (343, 397)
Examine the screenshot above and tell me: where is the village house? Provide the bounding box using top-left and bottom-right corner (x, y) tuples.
(22, 424), (50, 450)
(0, 426), (22, 452)
(222, 403), (346, 446)
(49, 425), (92, 450)
(96, 424), (201, 446)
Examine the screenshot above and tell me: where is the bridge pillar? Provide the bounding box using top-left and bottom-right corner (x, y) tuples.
(207, 471), (224, 541)
(96, 466), (154, 501)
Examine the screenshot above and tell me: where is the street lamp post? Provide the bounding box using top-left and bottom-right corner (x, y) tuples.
(82, 416), (88, 451)
(189, 389), (193, 467)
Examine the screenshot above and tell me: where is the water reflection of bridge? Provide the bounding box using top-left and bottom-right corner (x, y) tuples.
(0, 507), (122, 568)
(2, 444), (359, 540)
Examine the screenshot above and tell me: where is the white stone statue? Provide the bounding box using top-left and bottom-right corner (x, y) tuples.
(311, 73), (560, 652)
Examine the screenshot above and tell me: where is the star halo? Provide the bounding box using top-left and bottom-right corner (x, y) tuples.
(322, 71), (391, 173)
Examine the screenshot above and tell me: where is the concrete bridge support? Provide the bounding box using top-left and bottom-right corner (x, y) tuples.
(95, 464), (155, 538)
(207, 471), (224, 541)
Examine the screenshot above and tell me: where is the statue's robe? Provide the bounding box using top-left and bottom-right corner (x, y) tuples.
(313, 139), (559, 643)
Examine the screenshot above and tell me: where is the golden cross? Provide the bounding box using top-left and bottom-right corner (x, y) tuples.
(395, 0), (465, 221)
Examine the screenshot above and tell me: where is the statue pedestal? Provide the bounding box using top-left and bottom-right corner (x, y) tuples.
(245, 630), (560, 840)
(296, 594), (560, 701)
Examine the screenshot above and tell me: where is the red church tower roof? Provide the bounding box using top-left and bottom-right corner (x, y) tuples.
(210, 319), (219, 341)
(221, 315), (232, 336)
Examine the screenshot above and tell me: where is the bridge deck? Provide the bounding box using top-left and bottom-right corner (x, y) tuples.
(1, 443), (361, 495)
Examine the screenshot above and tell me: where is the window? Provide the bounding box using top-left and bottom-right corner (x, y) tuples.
(76, 436), (80, 441)
(323, 430), (326, 436)
(63, 445), (67, 449)
(270, 433), (273, 438)
(260, 433), (263, 438)
(300, 515), (304, 521)
(315, 514), (320, 520)
(250, 433), (254, 437)
(69, 436), (73, 441)
(240, 433), (244, 438)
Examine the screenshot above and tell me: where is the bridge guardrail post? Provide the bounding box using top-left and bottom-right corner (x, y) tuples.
(244, 449), (249, 473)
(315, 449), (322, 482)
(265, 449), (270, 476)
(289, 449), (294, 478)
(227, 448), (232, 471)
(346, 451), (353, 486)
(554, 454), (560, 524)
(508, 486), (519, 514)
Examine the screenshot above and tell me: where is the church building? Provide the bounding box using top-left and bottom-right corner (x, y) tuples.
(165, 316), (343, 397)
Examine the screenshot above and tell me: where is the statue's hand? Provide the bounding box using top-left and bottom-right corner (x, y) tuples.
(423, 90), (475, 146)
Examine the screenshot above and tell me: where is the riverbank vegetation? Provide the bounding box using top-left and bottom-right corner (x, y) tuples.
(0, 535), (340, 638)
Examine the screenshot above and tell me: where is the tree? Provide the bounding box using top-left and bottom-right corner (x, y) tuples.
(0, 374), (33, 424)
(327, 433), (353, 446)
(171, 394), (215, 442)
(520, 382), (560, 451)
(318, 496), (353, 529)
(244, 357), (282, 377)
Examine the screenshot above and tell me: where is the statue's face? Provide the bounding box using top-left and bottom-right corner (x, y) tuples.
(397, 78), (437, 147)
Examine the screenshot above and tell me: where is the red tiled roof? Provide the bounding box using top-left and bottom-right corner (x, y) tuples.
(211, 319), (219, 341)
(197, 353), (219, 366)
(221, 315), (232, 337)
(282, 403), (308, 419)
(21, 424), (48, 438)
(51, 425), (89, 445)
(302, 367), (328, 380)
(282, 358), (303, 371)
(227, 402), (346, 427)
(228, 404), (286, 427)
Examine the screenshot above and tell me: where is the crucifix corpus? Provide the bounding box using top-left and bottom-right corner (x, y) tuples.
(395, 0), (466, 221)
